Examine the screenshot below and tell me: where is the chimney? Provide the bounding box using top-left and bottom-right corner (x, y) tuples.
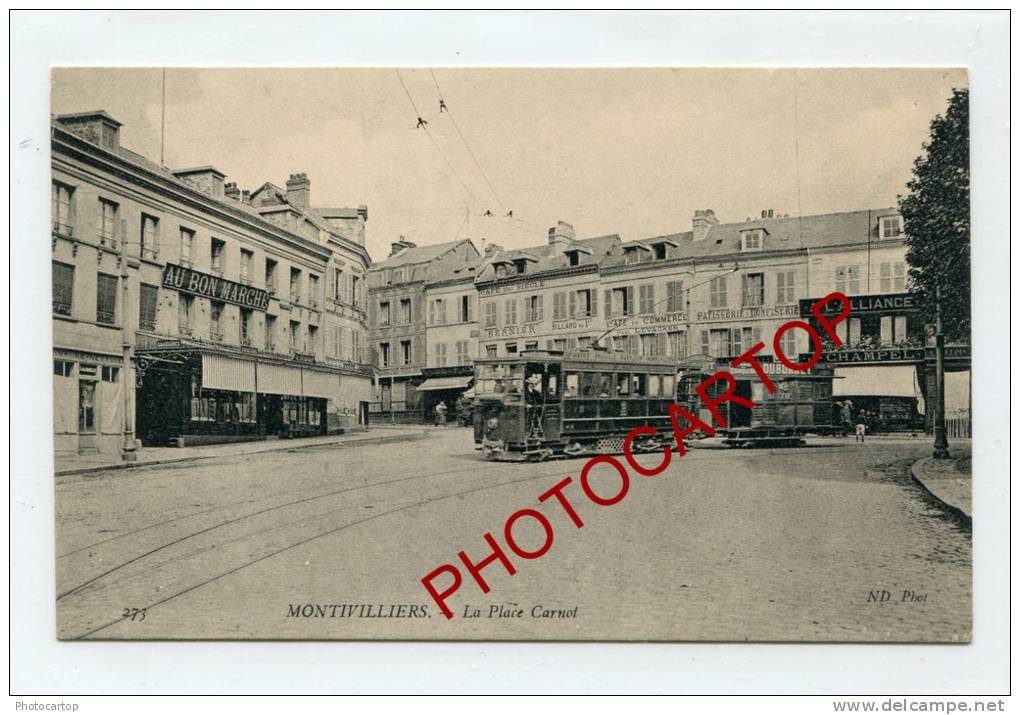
(761, 209), (775, 219)
(241, 190), (251, 205)
(692, 209), (719, 241)
(389, 235), (417, 257)
(548, 220), (576, 251)
(484, 243), (503, 256)
(55, 110), (122, 152)
(286, 172), (311, 209)
(224, 182), (240, 201)
(172, 166), (226, 199)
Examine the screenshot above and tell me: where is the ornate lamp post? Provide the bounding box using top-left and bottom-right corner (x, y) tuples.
(932, 286), (950, 459)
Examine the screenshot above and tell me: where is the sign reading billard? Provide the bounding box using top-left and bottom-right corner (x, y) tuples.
(162, 263), (271, 311)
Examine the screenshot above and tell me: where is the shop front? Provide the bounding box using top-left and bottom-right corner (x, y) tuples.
(417, 366), (474, 425)
(135, 344), (350, 446)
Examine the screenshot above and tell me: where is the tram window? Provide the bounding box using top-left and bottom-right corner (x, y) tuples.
(662, 374), (675, 399)
(565, 373), (579, 397)
(752, 382), (765, 402)
(648, 374), (661, 397)
(616, 373), (630, 395)
(580, 372), (596, 397)
(546, 374), (559, 398)
(631, 374), (647, 396)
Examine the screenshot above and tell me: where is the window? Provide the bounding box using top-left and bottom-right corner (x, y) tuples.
(140, 214), (159, 260)
(101, 366), (120, 383)
(240, 249), (254, 285)
(98, 198), (118, 247)
(308, 274), (319, 308)
(553, 293), (567, 320)
(524, 341), (539, 351)
(567, 251), (580, 266)
(265, 258), (278, 293)
(308, 325), (318, 353)
(289, 268), (302, 303)
(639, 284), (655, 314)
(484, 301), (498, 328)
(742, 273), (764, 307)
(709, 276), (727, 307)
(707, 328), (732, 357)
(668, 330), (686, 359)
(779, 328), (798, 359)
(459, 294), (472, 323)
(434, 342), (447, 367)
(379, 301), (391, 326)
(265, 314), (276, 351)
(240, 308), (253, 346)
(485, 344), (498, 358)
(503, 298), (517, 326)
(392, 268), (404, 284)
(505, 342), (518, 355)
(513, 259), (528, 275)
(776, 271), (796, 304)
(180, 228), (195, 267)
(96, 273), (117, 325)
(835, 265), (861, 295)
(210, 301), (225, 342)
(178, 294), (194, 335)
(52, 262), (74, 316)
(401, 298), (412, 324)
(352, 330), (363, 363)
(741, 230), (764, 251)
(666, 280), (683, 313)
(455, 340), (471, 365)
(640, 333), (666, 357)
(379, 342), (391, 367)
(332, 267), (343, 301)
(211, 238), (225, 274)
(429, 298), (447, 326)
(880, 215), (903, 239)
(52, 181), (74, 235)
(609, 287), (632, 317)
(351, 275), (362, 308)
(139, 284), (158, 331)
(525, 295), (544, 322)
(880, 261), (906, 292)
(573, 288), (597, 318)
(290, 321), (301, 353)
(653, 243), (667, 260)
(577, 335), (592, 350)
(54, 360), (74, 377)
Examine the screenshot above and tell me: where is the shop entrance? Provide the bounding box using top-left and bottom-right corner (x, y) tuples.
(77, 378), (97, 452)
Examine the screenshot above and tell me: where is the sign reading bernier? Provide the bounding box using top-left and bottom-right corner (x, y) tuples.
(162, 263), (271, 311)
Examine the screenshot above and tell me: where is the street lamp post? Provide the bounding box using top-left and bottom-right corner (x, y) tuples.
(119, 239), (138, 462)
(932, 286), (950, 459)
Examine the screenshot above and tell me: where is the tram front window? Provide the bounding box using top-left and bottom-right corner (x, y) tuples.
(476, 363), (525, 398)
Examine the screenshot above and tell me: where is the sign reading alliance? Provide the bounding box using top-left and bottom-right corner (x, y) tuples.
(162, 263), (271, 311)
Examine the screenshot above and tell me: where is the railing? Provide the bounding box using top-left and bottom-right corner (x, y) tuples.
(52, 222), (74, 237)
(240, 336), (253, 347)
(53, 300), (72, 317)
(210, 331), (224, 343)
(97, 309), (116, 325)
(141, 245), (159, 261)
(947, 411), (971, 439)
(292, 351), (316, 364)
(178, 325), (193, 336)
(139, 318), (156, 331)
(97, 231), (118, 249)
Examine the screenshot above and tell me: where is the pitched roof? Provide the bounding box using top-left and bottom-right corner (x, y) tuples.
(372, 239), (473, 269)
(475, 233), (623, 281)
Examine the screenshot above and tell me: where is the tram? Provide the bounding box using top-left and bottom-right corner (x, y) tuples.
(473, 349), (679, 461)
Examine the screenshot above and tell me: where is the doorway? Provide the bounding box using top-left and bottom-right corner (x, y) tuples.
(78, 379), (97, 452)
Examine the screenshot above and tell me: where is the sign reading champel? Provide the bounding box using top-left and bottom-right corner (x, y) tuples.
(162, 263), (271, 311)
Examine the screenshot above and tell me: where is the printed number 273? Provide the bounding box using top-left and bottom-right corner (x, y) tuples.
(122, 607), (147, 622)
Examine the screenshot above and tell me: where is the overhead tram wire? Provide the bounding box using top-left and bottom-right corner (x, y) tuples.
(395, 68), (482, 207)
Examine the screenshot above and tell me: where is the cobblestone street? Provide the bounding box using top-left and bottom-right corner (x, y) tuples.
(55, 428), (971, 642)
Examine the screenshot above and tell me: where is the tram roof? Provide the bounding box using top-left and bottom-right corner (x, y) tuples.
(474, 348), (678, 370)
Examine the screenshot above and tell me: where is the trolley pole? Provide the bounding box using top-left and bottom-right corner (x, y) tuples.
(119, 239), (138, 462)
(932, 286), (950, 459)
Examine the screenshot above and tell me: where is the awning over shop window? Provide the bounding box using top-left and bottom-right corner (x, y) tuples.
(303, 369), (340, 399)
(257, 362), (303, 396)
(202, 355), (256, 392)
(416, 376), (473, 392)
(834, 365), (920, 399)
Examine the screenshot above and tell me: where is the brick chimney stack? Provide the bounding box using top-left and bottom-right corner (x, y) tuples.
(390, 236), (417, 257)
(286, 172), (311, 209)
(224, 182), (241, 201)
(692, 209), (719, 241)
(548, 220), (576, 251)
(484, 243), (503, 256)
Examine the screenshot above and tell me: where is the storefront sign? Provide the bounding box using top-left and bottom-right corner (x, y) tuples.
(800, 292), (917, 317)
(696, 305), (799, 322)
(483, 324), (538, 339)
(163, 263), (271, 311)
(606, 312), (687, 330)
(478, 279), (546, 297)
(423, 365), (474, 378)
(551, 318), (595, 332)
(814, 348), (925, 364)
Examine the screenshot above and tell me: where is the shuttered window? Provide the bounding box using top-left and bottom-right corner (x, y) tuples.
(96, 273), (118, 325)
(52, 262), (74, 316)
(139, 283), (158, 331)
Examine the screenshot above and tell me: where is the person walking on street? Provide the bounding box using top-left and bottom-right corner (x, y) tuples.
(434, 401), (448, 428)
(855, 409), (867, 443)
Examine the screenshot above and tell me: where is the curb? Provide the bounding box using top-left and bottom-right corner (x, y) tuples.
(910, 458), (972, 524)
(55, 430), (431, 478)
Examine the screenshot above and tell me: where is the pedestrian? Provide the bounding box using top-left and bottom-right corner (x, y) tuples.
(855, 410), (867, 443)
(434, 401), (448, 428)
(840, 399), (854, 438)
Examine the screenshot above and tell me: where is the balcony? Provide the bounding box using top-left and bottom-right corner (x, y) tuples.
(52, 222), (74, 238)
(139, 318), (157, 331)
(292, 351), (316, 364)
(53, 300), (72, 317)
(240, 336), (253, 348)
(141, 246), (160, 262)
(178, 325), (193, 336)
(210, 331), (224, 343)
(97, 309), (116, 325)
(97, 231), (118, 250)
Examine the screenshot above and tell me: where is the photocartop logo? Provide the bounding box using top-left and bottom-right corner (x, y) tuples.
(421, 292), (855, 620)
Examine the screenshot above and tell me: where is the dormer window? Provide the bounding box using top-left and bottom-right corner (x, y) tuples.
(879, 215), (904, 239)
(622, 242), (652, 265)
(741, 229), (764, 252)
(513, 259), (528, 275)
(495, 263), (508, 278)
(653, 244), (667, 260)
(567, 251), (580, 267)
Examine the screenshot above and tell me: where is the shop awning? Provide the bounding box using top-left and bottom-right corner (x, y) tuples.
(257, 362), (303, 396)
(202, 355), (256, 392)
(302, 369), (340, 399)
(834, 365), (920, 398)
(416, 376), (473, 392)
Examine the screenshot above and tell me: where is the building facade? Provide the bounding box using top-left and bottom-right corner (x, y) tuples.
(52, 111), (374, 457)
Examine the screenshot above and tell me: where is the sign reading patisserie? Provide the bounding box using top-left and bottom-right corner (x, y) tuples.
(162, 263), (271, 311)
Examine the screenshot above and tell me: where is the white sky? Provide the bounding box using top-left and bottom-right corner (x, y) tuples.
(51, 67), (966, 262)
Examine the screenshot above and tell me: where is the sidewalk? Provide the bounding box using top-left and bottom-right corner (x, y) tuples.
(55, 425), (436, 477)
(911, 444), (973, 521)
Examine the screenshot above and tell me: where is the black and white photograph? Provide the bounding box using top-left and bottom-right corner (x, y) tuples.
(10, 9), (1010, 700)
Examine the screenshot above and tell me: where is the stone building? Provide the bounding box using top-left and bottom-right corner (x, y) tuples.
(51, 110), (373, 457)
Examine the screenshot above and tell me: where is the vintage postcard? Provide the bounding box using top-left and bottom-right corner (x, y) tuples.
(51, 67), (972, 642)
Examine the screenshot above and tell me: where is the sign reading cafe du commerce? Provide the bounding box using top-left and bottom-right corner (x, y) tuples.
(162, 263), (272, 312)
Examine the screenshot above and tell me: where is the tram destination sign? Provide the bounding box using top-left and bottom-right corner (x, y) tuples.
(162, 263), (271, 311)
